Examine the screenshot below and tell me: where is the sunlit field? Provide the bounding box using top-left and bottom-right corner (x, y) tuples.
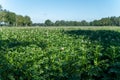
(0, 26), (120, 80)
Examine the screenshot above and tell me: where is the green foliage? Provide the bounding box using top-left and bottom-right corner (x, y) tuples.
(45, 19), (54, 26)
(0, 27), (120, 80)
(0, 9), (32, 26)
(0, 5), (2, 11)
(35, 16), (120, 27)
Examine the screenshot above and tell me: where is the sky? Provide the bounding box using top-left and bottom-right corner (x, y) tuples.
(0, 0), (120, 23)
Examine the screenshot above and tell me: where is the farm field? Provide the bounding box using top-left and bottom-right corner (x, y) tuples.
(0, 26), (120, 80)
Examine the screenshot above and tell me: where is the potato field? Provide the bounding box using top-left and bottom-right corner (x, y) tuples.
(0, 27), (120, 80)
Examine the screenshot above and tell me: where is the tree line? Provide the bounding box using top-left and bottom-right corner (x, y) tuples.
(0, 5), (32, 26)
(33, 17), (120, 26)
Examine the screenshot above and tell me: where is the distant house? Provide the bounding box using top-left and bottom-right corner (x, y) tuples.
(0, 22), (9, 26)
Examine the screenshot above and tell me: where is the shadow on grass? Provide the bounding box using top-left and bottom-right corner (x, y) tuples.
(64, 30), (120, 47)
(64, 30), (120, 79)
(0, 38), (47, 51)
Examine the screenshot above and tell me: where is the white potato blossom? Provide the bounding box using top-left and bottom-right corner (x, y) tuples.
(60, 47), (64, 51)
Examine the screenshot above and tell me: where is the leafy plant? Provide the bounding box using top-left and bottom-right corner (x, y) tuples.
(0, 27), (120, 80)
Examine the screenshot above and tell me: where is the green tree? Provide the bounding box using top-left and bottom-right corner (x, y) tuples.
(80, 20), (89, 26)
(16, 15), (24, 26)
(0, 10), (8, 26)
(118, 16), (120, 26)
(24, 16), (32, 26)
(6, 11), (16, 26)
(0, 5), (2, 11)
(0, 5), (32, 26)
(45, 19), (53, 26)
(55, 20), (60, 26)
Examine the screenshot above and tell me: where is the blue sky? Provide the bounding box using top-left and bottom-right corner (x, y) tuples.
(0, 0), (120, 23)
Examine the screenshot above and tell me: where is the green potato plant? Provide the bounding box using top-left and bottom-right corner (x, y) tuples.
(0, 27), (120, 80)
